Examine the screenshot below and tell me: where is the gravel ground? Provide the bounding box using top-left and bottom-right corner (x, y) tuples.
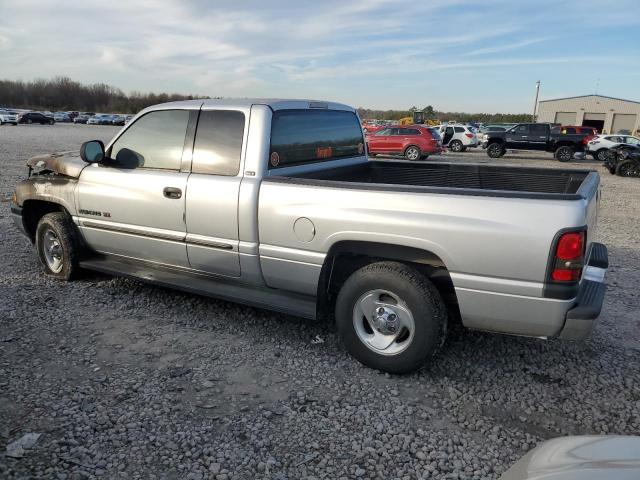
(1, 123), (639, 480)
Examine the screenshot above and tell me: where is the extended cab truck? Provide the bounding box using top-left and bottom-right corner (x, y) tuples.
(11, 99), (608, 373)
(483, 123), (589, 161)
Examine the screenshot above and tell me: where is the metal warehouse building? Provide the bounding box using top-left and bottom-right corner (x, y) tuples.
(536, 94), (640, 134)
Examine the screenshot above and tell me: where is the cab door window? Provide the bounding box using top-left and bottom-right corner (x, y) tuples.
(109, 110), (189, 169)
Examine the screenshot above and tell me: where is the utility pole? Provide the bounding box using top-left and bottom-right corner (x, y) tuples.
(532, 80), (540, 122)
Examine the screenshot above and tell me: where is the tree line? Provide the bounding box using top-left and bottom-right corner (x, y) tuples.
(357, 105), (531, 124)
(0, 77), (531, 122)
(0, 77), (209, 113)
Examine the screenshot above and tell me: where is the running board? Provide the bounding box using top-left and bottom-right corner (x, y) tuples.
(79, 256), (317, 319)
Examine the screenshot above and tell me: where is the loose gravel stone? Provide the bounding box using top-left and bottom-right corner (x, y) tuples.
(1, 124), (639, 479)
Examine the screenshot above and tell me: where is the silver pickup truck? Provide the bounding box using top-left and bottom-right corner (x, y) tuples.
(11, 99), (608, 373)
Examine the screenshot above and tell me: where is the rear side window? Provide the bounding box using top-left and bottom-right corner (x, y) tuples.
(192, 110), (245, 176)
(531, 124), (548, 135)
(454, 126), (465, 133)
(269, 110), (364, 168)
(110, 109), (189, 170)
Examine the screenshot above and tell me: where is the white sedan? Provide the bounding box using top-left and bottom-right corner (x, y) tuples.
(587, 135), (640, 162)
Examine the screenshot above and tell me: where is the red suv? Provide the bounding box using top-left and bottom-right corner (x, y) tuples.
(551, 125), (599, 145)
(367, 125), (443, 160)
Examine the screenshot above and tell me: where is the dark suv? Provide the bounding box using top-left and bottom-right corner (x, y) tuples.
(18, 112), (55, 125)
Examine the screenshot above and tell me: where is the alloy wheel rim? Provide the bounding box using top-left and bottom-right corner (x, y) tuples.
(42, 229), (63, 273)
(352, 289), (416, 356)
(406, 148), (419, 160)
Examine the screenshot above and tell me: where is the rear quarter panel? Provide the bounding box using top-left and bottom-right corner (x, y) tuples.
(258, 181), (590, 294)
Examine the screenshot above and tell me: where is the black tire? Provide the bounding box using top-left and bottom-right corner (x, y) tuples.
(460, 146), (467, 152)
(404, 145), (421, 161)
(608, 166), (616, 175)
(449, 140), (463, 152)
(48, 119), (54, 125)
(335, 261), (447, 374)
(420, 154), (429, 160)
(27, 119), (33, 124)
(596, 149), (609, 162)
(486, 142), (504, 158)
(555, 145), (574, 162)
(35, 212), (81, 280)
(616, 160), (640, 177)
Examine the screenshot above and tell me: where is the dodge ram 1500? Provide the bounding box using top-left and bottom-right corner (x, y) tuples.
(11, 99), (608, 373)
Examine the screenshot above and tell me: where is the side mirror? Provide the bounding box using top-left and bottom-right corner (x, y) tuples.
(80, 140), (105, 164)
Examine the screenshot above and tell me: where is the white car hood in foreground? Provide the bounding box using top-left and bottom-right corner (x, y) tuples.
(500, 436), (640, 480)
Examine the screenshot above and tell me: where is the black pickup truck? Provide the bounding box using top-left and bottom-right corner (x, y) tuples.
(482, 123), (588, 161)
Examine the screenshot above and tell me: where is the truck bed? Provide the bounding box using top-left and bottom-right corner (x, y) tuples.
(270, 160), (598, 200)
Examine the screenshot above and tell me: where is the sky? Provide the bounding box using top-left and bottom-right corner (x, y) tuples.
(1, 0), (639, 113)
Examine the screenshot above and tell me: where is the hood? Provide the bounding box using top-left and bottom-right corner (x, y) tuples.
(500, 436), (640, 480)
(26, 151), (87, 178)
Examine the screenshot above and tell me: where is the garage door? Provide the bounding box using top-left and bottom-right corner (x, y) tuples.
(554, 112), (577, 125)
(584, 113), (606, 121)
(611, 114), (637, 134)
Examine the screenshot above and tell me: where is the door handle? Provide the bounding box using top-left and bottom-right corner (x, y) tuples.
(163, 187), (182, 199)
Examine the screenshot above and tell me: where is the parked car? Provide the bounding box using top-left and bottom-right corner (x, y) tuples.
(367, 125), (443, 159)
(67, 111), (79, 119)
(0, 109), (19, 125)
(73, 114), (91, 124)
(110, 115), (126, 126)
(18, 112), (55, 125)
(603, 144), (640, 176)
(124, 114), (134, 124)
(53, 112), (72, 123)
(87, 114), (112, 125)
(500, 435), (640, 480)
(587, 134), (640, 162)
(11, 98), (607, 374)
(434, 124), (478, 152)
(484, 123), (589, 161)
(551, 125), (598, 146)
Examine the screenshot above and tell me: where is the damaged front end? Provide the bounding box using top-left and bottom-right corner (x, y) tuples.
(26, 151), (87, 179)
(12, 152), (84, 240)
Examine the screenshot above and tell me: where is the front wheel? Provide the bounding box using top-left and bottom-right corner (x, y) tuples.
(335, 262), (447, 373)
(555, 146), (574, 162)
(486, 142), (504, 158)
(404, 146), (421, 161)
(35, 212), (82, 280)
(449, 140), (463, 152)
(616, 160), (640, 177)
(48, 119), (54, 125)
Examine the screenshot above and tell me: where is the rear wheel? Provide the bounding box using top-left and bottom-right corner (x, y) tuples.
(555, 145), (574, 162)
(335, 262), (447, 373)
(487, 142), (504, 158)
(35, 212), (82, 280)
(48, 119), (54, 125)
(616, 161), (640, 177)
(449, 140), (463, 152)
(404, 146), (421, 161)
(596, 149), (609, 162)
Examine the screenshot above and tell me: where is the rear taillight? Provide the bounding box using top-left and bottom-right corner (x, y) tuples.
(550, 230), (585, 282)
(465, 133), (473, 138)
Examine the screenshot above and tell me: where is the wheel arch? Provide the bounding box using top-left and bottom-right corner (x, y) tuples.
(21, 200), (69, 242)
(316, 240), (459, 322)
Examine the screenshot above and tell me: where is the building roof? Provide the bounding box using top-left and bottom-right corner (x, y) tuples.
(539, 94), (640, 105)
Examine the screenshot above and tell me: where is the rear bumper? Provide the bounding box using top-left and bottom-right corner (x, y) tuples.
(557, 242), (608, 340)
